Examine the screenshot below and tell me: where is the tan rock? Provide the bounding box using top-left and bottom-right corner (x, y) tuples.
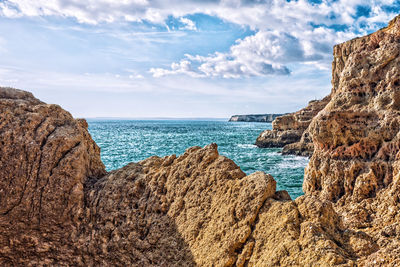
(303, 14), (400, 265)
(81, 144), (277, 266)
(0, 87), (363, 266)
(255, 95), (330, 156)
(0, 87), (106, 264)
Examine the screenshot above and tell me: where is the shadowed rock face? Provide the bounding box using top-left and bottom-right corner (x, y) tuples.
(0, 87), (106, 264)
(1, 14), (400, 266)
(255, 96), (330, 156)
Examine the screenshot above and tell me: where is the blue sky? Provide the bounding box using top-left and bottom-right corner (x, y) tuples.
(0, 0), (399, 118)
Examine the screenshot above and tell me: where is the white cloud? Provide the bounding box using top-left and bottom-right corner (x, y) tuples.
(0, 2), (21, 17)
(149, 28), (356, 78)
(143, 0), (397, 78)
(150, 59), (205, 78)
(129, 74), (144, 79)
(179, 17), (196, 31)
(150, 31), (297, 79)
(0, 0), (398, 78)
(0, 0), (396, 28)
(0, 63), (330, 99)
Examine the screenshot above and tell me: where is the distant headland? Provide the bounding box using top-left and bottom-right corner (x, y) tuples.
(229, 114), (286, 122)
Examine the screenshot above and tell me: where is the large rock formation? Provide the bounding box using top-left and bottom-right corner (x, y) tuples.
(255, 96), (330, 156)
(229, 114), (285, 122)
(2, 14), (400, 266)
(0, 87), (360, 266)
(0, 87), (374, 266)
(0, 87), (106, 265)
(302, 14), (400, 264)
(255, 14), (400, 264)
(83, 144), (281, 266)
(0, 85), (373, 266)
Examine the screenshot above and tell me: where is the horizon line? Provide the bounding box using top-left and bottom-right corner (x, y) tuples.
(85, 116), (230, 120)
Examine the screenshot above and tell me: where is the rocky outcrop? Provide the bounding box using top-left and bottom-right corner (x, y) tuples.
(0, 87), (358, 266)
(0, 85), (374, 266)
(82, 144), (278, 266)
(229, 114), (285, 122)
(0, 87), (375, 266)
(254, 14), (400, 264)
(304, 14), (400, 202)
(255, 96), (330, 156)
(0, 87), (106, 264)
(302, 14), (400, 265)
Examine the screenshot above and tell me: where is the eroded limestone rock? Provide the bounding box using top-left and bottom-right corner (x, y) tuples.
(303, 14), (400, 266)
(255, 95), (330, 156)
(0, 87), (106, 264)
(81, 144), (278, 266)
(0, 87), (364, 266)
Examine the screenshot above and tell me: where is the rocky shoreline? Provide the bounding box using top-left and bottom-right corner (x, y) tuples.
(255, 96), (330, 157)
(1, 14), (400, 266)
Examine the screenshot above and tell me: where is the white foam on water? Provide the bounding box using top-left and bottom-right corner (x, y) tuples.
(237, 143), (257, 149)
(275, 155), (309, 169)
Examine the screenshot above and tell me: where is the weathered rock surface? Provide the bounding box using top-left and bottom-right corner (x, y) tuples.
(0, 87), (353, 266)
(0, 87), (106, 265)
(2, 14), (400, 267)
(0, 86), (366, 266)
(0, 87), (370, 266)
(303, 14), (400, 265)
(82, 144), (279, 266)
(255, 96), (330, 156)
(229, 114), (285, 122)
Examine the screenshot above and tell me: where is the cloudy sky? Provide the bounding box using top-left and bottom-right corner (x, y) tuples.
(0, 1), (399, 118)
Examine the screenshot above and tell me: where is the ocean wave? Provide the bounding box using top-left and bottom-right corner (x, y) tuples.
(236, 143), (257, 149)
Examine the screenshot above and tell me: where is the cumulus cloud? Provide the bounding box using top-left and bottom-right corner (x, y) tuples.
(150, 31), (311, 78)
(149, 27), (357, 78)
(179, 17), (196, 31)
(144, 0), (397, 78)
(1, 0), (396, 28)
(0, 0), (398, 78)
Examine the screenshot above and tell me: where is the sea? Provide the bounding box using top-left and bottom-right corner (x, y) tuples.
(87, 119), (308, 199)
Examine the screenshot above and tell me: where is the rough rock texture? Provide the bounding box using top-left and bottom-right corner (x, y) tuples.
(82, 144), (279, 266)
(303, 14), (400, 265)
(229, 114), (285, 122)
(0, 87), (106, 265)
(0, 87), (369, 266)
(255, 95), (330, 156)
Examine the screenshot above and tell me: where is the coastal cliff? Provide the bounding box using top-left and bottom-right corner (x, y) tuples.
(255, 96), (330, 156)
(1, 14), (400, 266)
(0, 87), (366, 266)
(229, 114), (284, 122)
(0, 87), (355, 266)
(303, 15), (400, 265)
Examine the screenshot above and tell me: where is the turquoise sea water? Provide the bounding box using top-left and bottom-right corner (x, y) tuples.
(87, 120), (308, 199)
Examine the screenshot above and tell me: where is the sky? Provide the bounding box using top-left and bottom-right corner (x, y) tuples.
(0, 1), (399, 118)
